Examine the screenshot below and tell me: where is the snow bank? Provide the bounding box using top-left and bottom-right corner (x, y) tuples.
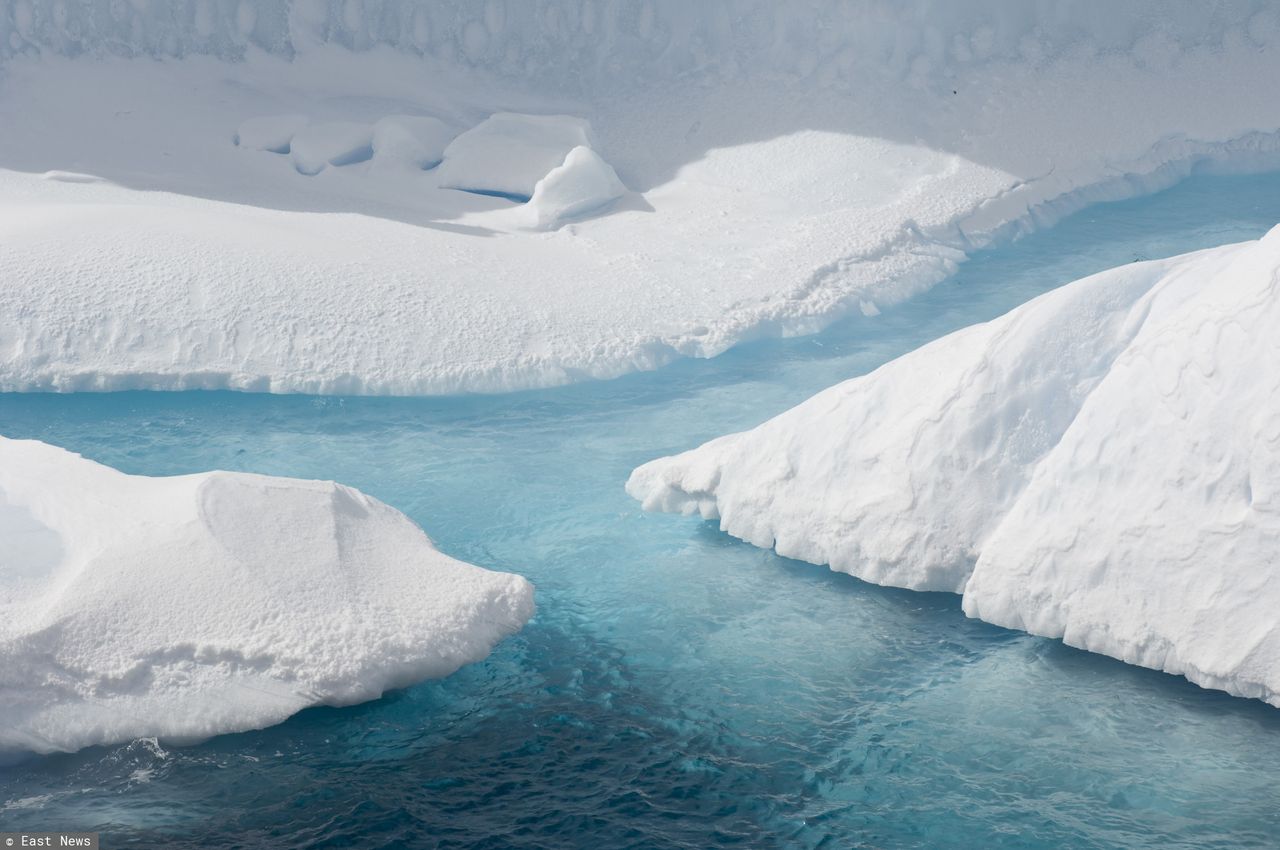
(0, 437), (534, 757)
(528, 146), (627, 229)
(629, 228), (1280, 705)
(437, 113), (596, 200)
(371, 115), (454, 170)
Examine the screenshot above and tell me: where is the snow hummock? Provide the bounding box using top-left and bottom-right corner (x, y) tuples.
(528, 146), (627, 230)
(437, 112), (595, 200)
(371, 115), (455, 170)
(233, 114), (309, 154)
(0, 437), (534, 758)
(629, 227), (1280, 706)
(288, 120), (374, 175)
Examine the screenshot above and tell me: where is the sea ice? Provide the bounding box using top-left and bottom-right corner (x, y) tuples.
(0, 437), (535, 757)
(629, 228), (1280, 705)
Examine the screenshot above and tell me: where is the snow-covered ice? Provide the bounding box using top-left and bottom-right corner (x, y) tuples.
(527, 146), (627, 230)
(436, 112), (596, 200)
(4, 2), (1280, 393)
(0, 437), (534, 758)
(629, 228), (1280, 705)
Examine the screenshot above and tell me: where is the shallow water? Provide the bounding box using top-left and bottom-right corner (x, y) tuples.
(3, 172), (1280, 849)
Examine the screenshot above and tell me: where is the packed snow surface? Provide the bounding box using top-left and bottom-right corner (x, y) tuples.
(0, 437), (534, 757)
(3, 1), (1280, 392)
(629, 228), (1280, 706)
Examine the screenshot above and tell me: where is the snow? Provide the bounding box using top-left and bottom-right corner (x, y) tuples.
(371, 115), (455, 170)
(0, 436), (535, 758)
(234, 113), (309, 154)
(629, 228), (1280, 705)
(436, 112), (596, 200)
(0, 3), (1279, 394)
(288, 120), (374, 175)
(527, 146), (627, 230)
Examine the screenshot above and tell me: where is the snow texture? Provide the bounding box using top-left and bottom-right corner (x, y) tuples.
(629, 228), (1280, 705)
(0, 437), (535, 758)
(528, 146), (627, 230)
(2, 1), (1280, 393)
(437, 113), (595, 200)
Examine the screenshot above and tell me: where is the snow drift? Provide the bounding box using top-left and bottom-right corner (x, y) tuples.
(2, 1), (1280, 393)
(629, 228), (1280, 706)
(0, 437), (535, 757)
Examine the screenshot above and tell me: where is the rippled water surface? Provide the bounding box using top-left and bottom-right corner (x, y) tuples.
(3, 172), (1280, 848)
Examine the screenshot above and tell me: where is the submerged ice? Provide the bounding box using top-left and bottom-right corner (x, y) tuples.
(0, 437), (534, 758)
(630, 228), (1280, 706)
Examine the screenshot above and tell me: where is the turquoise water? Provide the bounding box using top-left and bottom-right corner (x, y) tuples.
(3, 172), (1280, 848)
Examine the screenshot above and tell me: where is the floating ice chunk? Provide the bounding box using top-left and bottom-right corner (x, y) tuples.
(289, 121), (374, 175)
(964, 228), (1280, 706)
(0, 436), (535, 758)
(371, 115), (455, 170)
(629, 228), (1280, 706)
(234, 114), (309, 154)
(527, 146), (627, 229)
(437, 112), (595, 201)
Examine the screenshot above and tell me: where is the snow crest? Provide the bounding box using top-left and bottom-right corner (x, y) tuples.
(629, 228), (1280, 705)
(0, 437), (535, 758)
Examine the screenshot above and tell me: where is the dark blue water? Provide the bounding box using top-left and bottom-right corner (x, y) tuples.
(3, 173), (1280, 849)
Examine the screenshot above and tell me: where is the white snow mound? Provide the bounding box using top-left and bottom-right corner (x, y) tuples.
(0, 437), (535, 757)
(289, 121), (374, 175)
(234, 114), (309, 154)
(629, 226), (1280, 705)
(371, 115), (455, 170)
(437, 113), (595, 200)
(527, 146), (627, 230)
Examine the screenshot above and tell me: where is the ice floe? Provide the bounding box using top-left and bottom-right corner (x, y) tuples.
(0, 437), (535, 757)
(630, 228), (1280, 705)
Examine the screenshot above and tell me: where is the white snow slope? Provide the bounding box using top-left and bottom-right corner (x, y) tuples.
(2, 1), (1280, 393)
(628, 227), (1280, 706)
(0, 437), (535, 757)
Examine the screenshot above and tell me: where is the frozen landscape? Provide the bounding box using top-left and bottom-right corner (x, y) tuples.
(2, 1), (1280, 848)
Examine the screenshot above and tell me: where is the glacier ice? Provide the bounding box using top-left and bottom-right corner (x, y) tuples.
(0, 437), (535, 758)
(629, 228), (1280, 705)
